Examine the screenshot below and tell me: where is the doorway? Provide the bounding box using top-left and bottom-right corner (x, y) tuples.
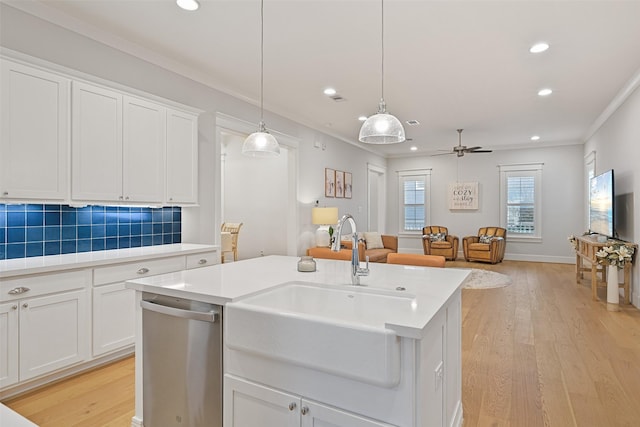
(367, 164), (386, 232)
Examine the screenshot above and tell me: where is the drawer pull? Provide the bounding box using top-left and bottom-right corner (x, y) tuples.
(11, 305), (17, 310)
(198, 259), (208, 265)
(288, 402), (296, 411)
(137, 268), (150, 275)
(22, 303), (28, 309)
(8, 286), (31, 295)
(301, 406), (309, 415)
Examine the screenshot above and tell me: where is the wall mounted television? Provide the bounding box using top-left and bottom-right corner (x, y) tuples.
(589, 169), (615, 238)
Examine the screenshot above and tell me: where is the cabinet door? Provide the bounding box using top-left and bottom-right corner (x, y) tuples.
(0, 60), (69, 200)
(224, 375), (299, 427)
(72, 81), (123, 201)
(92, 282), (135, 356)
(19, 289), (89, 381)
(166, 109), (198, 204)
(301, 399), (397, 427)
(122, 96), (165, 203)
(0, 302), (19, 388)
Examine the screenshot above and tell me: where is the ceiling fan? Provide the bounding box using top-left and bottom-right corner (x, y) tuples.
(432, 129), (492, 157)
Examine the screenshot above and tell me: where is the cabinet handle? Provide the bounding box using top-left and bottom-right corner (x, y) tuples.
(125, 196), (130, 200)
(11, 305), (18, 310)
(119, 196), (124, 200)
(2, 191), (7, 196)
(8, 286), (31, 295)
(137, 268), (150, 274)
(288, 402), (296, 411)
(198, 259), (207, 265)
(301, 406), (309, 415)
(22, 303), (28, 309)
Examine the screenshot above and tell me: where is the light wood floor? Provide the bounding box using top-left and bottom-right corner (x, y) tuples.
(4, 261), (640, 426)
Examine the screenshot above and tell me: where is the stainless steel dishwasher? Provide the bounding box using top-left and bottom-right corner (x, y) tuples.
(141, 292), (222, 427)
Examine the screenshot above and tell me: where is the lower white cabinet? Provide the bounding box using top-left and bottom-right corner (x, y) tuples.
(224, 375), (396, 427)
(19, 289), (89, 382)
(0, 302), (19, 388)
(92, 282), (135, 357)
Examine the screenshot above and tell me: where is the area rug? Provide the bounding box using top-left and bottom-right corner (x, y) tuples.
(461, 269), (512, 289)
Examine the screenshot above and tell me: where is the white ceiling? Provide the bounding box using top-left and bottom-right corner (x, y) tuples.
(8, 0), (640, 157)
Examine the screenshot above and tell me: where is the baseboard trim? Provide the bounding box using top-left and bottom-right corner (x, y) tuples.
(130, 416), (143, 427)
(396, 249), (575, 264)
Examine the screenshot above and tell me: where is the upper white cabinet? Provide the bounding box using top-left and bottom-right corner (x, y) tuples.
(0, 60), (70, 201)
(122, 96), (166, 204)
(166, 109), (198, 204)
(71, 81), (123, 202)
(72, 83), (167, 204)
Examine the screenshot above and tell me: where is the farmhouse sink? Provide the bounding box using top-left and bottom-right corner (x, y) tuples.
(225, 282), (416, 388)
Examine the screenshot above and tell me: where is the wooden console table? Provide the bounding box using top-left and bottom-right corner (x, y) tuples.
(574, 235), (636, 303)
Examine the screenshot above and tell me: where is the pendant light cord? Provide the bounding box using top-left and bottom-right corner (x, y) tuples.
(380, 0), (385, 102)
(260, 0), (265, 123)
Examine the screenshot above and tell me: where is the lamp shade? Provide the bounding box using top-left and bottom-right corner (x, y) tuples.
(242, 130), (280, 157)
(312, 207), (338, 225)
(359, 112), (406, 144)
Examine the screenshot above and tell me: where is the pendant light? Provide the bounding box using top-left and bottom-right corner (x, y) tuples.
(242, 0), (280, 157)
(359, 0), (406, 144)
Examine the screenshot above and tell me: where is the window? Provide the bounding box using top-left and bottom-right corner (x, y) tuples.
(499, 164), (543, 242)
(398, 170), (431, 233)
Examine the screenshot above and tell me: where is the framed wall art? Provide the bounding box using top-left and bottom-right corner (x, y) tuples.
(335, 171), (345, 198)
(344, 172), (352, 198)
(448, 182), (479, 210)
(325, 168), (335, 197)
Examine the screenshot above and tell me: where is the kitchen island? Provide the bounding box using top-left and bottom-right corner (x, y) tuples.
(126, 255), (469, 427)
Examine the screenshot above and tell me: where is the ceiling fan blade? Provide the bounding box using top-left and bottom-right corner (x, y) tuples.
(430, 152), (455, 157)
(464, 146), (482, 151)
(469, 149), (492, 153)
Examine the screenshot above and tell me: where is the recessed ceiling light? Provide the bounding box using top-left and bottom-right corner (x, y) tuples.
(358, 115), (367, 121)
(176, 0), (199, 11)
(531, 135), (541, 141)
(406, 120), (420, 126)
(410, 146), (418, 151)
(530, 42), (549, 53)
(538, 88), (553, 96)
(323, 88), (337, 96)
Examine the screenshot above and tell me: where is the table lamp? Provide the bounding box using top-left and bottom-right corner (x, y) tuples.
(312, 207), (338, 247)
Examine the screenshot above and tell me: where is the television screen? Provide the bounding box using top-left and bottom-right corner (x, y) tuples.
(589, 169), (614, 237)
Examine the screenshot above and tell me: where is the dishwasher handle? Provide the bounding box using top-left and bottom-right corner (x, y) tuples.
(141, 300), (219, 323)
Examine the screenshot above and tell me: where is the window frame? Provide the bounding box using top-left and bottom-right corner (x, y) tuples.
(397, 169), (431, 236)
(499, 163), (543, 243)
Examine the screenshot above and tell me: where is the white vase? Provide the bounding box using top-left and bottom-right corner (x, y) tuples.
(606, 264), (620, 311)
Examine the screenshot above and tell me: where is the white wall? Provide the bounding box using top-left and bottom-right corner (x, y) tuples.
(584, 81), (640, 307)
(0, 3), (387, 257)
(387, 144), (584, 263)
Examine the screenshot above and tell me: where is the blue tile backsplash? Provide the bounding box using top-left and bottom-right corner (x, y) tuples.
(0, 204), (181, 260)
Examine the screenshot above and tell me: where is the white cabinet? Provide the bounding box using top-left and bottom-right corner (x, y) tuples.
(0, 302), (19, 388)
(0, 59), (70, 201)
(224, 375), (396, 427)
(19, 290), (89, 381)
(166, 109), (198, 204)
(72, 83), (166, 204)
(92, 282), (136, 357)
(122, 96), (166, 204)
(71, 81), (123, 201)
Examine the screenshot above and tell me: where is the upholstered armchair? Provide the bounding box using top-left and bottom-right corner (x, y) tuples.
(462, 227), (507, 264)
(422, 226), (459, 260)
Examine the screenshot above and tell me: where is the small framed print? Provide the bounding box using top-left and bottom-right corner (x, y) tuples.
(344, 172), (352, 198)
(335, 170), (345, 198)
(325, 168), (335, 197)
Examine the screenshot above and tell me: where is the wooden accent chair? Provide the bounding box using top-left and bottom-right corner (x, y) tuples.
(221, 222), (243, 262)
(387, 253), (446, 268)
(462, 227), (507, 264)
(422, 226), (459, 260)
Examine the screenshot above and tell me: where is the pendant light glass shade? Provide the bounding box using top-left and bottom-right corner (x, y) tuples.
(242, 121), (280, 157)
(359, 99), (406, 144)
(359, 0), (405, 144)
(243, 0), (280, 157)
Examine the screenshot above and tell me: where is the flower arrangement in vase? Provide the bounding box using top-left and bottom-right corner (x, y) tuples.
(595, 242), (635, 267)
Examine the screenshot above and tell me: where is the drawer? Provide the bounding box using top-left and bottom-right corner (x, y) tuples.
(1, 270), (90, 302)
(186, 251), (218, 269)
(93, 256), (186, 286)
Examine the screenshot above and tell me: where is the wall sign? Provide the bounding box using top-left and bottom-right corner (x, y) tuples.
(448, 182), (478, 210)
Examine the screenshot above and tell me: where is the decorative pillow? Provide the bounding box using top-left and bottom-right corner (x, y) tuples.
(479, 234), (493, 244)
(429, 233), (446, 242)
(363, 232), (384, 249)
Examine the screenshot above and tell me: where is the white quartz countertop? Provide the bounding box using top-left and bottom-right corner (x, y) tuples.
(126, 255), (470, 339)
(0, 243), (218, 278)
